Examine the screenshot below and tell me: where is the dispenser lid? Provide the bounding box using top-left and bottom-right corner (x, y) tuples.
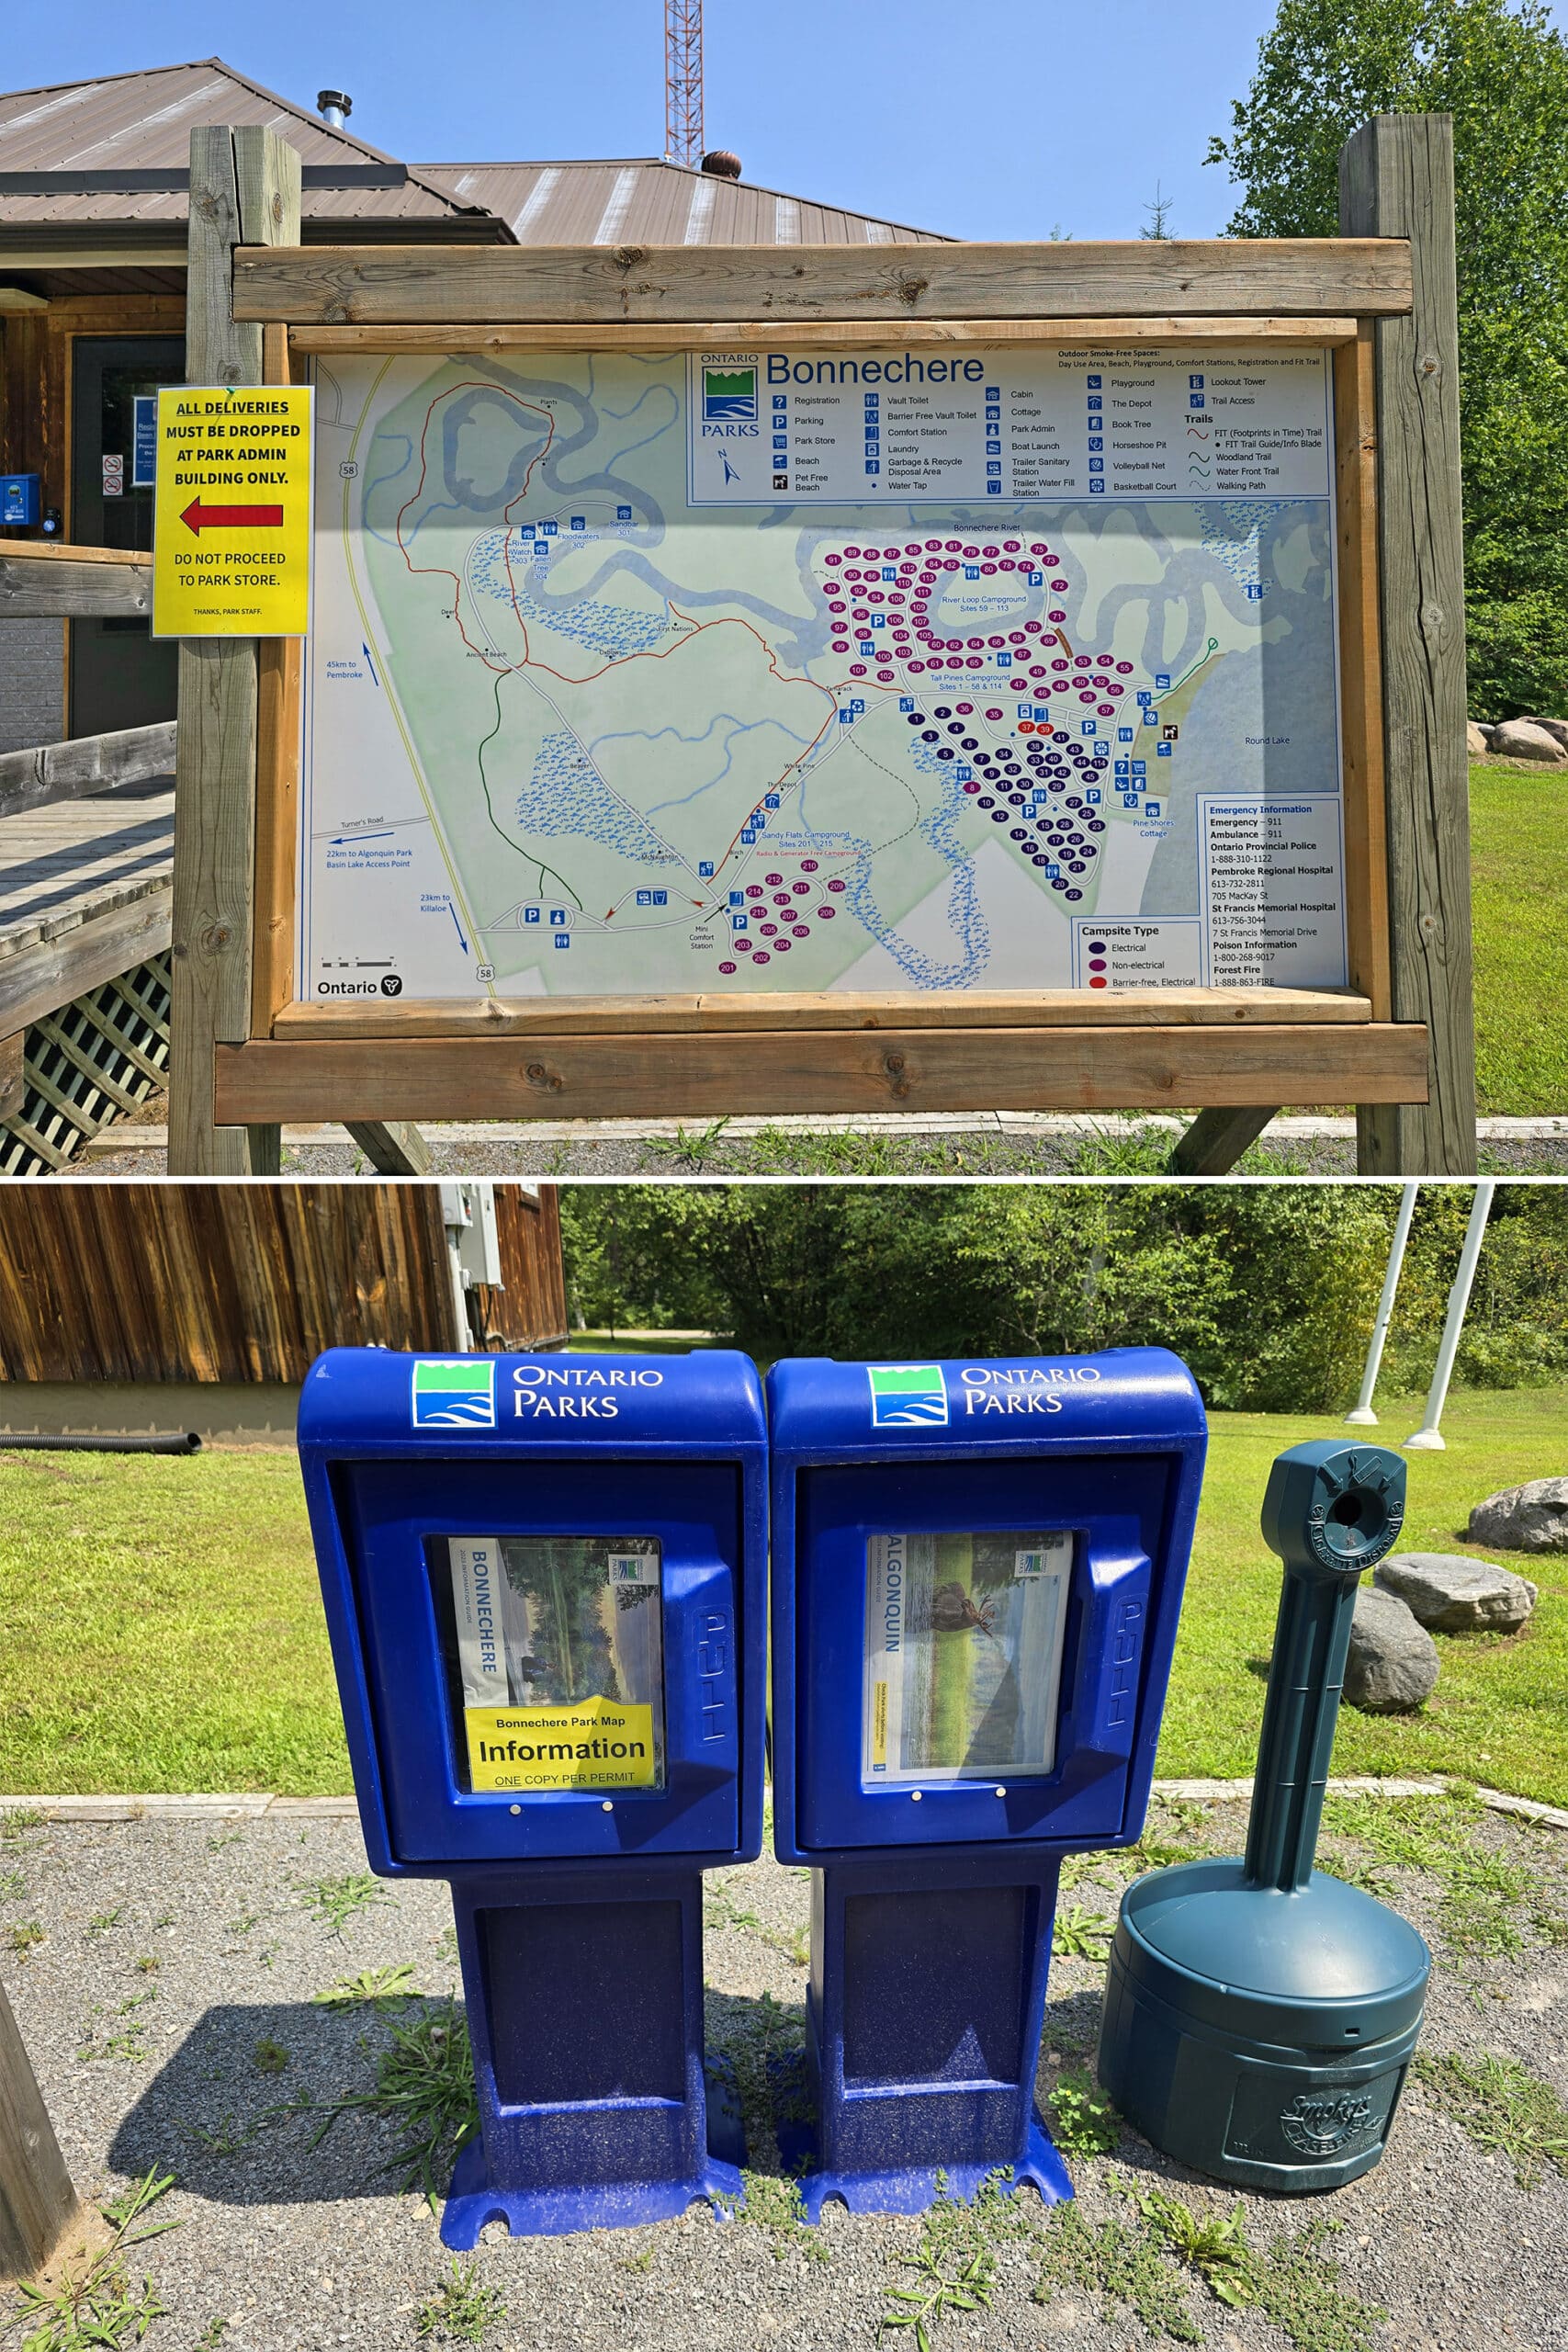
(1117, 1859), (1430, 2049)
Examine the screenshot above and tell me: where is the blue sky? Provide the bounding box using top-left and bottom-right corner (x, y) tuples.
(12, 1), (1568, 241)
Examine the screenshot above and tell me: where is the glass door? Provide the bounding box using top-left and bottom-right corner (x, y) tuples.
(69, 336), (184, 737)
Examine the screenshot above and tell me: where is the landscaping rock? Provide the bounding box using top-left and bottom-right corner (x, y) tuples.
(1375, 1551), (1538, 1633)
(1466, 720), (1490, 758)
(1469, 1476), (1568, 1553)
(1524, 716), (1568, 751)
(1344, 1586), (1439, 1713)
(1489, 718), (1567, 764)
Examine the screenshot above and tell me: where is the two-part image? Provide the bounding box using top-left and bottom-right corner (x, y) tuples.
(1, 20), (1565, 2352)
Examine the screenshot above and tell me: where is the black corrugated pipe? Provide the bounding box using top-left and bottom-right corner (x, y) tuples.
(0, 1431), (203, 1454)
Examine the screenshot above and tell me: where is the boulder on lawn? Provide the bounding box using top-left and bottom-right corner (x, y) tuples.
(1489, 718), (1567, 764)
(1374, 1551), (1537, 1633)
(1466, 720), (1489, 758)
(1524, 716), (1568, 751)
(1468, 1477), (1568, 1554)
(1344, 1586), (1439, 1714)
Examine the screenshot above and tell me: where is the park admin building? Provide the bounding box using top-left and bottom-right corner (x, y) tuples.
(0, 57), (946, 752)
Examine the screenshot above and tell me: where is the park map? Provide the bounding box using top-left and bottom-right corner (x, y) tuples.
(301, 345), (1346, 1000)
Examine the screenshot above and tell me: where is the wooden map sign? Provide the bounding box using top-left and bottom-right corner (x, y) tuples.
(169, 119), (1475, 1176)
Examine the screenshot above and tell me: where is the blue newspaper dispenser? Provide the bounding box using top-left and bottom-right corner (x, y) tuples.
(298, 1346), (767, 2241)
(768, 1350), (1206, 2218)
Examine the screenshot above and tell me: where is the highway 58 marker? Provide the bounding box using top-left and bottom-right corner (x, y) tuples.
(152, 383), (313, 638)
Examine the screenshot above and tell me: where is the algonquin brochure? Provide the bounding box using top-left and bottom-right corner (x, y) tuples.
(863, 1530), (1074, 1784)
(445, 1535), (666, 1792)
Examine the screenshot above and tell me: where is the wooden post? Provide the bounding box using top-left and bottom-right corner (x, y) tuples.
(1168, 1106), (1279, 1178)
(167, 126), (300, 1175)
(1340, 115), (1477, 1175)
(0, 1978), (81, 2283)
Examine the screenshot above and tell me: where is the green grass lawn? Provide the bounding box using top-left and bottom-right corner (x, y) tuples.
(1471, 761), (1568, 1115)
(0, 1386), (1562, 1802)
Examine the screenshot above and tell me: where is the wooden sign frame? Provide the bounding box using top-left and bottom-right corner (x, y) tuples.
(170, 119), (1475, 1176)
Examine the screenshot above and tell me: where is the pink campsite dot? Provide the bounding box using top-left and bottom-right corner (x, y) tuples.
(775, 938), (792, 951)
(765, 872), (784, 885)
(986, 707), (1005, 720)
(792, 924), (809, 938)
(851, 664), (866, 676)
(956, 702), (974, 715)
(962, 781), (981, 794)
(1052, 577), (1068, 590)
(751, 951), (770, 964)
(828, 879), (848, 892)
(792, 881), (810, 894)
(802, 859), (818, 872)
(718, 961), (737, 974)
(747, 885), (763, 897)
(760, 922), (778, 936)
(818, 906), (836, 919)
(1099, 703), (1114, 716)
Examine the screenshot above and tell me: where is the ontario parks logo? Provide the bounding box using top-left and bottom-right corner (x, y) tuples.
(1278, 2091), (1373, 2156)
(703, 365), (757, 422)
(411, 1359), (496, 1430)
(866, 1364), (949, 1429)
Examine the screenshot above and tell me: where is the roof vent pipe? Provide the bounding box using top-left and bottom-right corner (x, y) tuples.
(700, 149), (741, 179)
(317, 90), (352, 129)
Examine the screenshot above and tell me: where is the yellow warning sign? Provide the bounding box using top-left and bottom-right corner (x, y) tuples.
(152, 383), (312, 638)
(463, 1696), (659, 1793)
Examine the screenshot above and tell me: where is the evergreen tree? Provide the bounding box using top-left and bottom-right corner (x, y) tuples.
(1206, 0), (1568, 718)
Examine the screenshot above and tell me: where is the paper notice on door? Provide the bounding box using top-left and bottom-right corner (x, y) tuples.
(445, 1533), (665, 1792)
(863, 1530), (1073, 1787)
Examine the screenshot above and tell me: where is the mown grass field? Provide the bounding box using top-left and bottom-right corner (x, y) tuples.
(1471, 760), (1568, 1115)
(0, 1386), (1562, 1802)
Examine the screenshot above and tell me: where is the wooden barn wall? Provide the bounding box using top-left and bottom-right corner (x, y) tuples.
(0, 1184), (566, 1382)
(471, 1186), (568, 1352)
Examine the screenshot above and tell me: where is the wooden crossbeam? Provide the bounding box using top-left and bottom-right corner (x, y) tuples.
(233, 238), (1415, 326)
(0, 722), (175, 818)
(215, 1023), (1429, 1125)
(288, 314), (1363, 355)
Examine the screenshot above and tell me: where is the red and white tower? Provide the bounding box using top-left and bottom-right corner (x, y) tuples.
(665, 0), (705, 168)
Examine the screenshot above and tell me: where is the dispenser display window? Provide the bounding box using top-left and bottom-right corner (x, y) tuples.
(861, 1530), (1074, 1787)
(445, 1535), (666, 1794)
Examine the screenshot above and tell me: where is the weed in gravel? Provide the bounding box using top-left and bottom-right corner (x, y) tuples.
(1053, 1905), (1114, 1961)
(1045, 2066), (1121, 2157)
(880, 2245), (994, 2347)
(224, 1913), (262, 1938)
(298, 1871), (388, 1938)
(86, 1910), (122, 1934)
(1247, 2217), (1385, 2352)
(6, 1920), (43, 1958)
(310, 2000), (478, 2211)
(206, 1833), (243, 1852)
(194, 2323), (229, 2350)
(0, 1808), (40, 1839)
(1416, 2050), (1568, 2188)
(132, 1955), (159, 1974)
(705, 1878), (810, 1967)
(0, 1867), (24, 1902)
(643, 1117), (733, 1171)
(313, 1963), (420, 2007)
(185, 2114), (261, 2156)
(1532, 1908), (1568, 1944)
(716, 2172), (828, 2265)
(253, 2038), (289, 2075)
(1033, 2200), (1201, 2342)
(1320, 1792), (1538, 1962)
(11, 2170), (179, 2352)
(1132, 2183), (1256, 2309)
(413, 2256), (506, 2345)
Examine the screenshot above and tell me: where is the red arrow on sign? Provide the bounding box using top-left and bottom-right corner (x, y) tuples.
(180, 496), (284, 535)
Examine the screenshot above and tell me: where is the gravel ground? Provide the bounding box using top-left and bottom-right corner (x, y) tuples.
(2, 1796), (1565, 2352)
(65, 1115), (1568, 1181)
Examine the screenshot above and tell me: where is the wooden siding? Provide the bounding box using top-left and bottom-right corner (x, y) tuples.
(0, 1183), (566, 1382)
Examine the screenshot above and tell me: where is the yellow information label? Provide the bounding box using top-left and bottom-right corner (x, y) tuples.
(464, 1696), (658, 1793)
(152, 383), (312, 638)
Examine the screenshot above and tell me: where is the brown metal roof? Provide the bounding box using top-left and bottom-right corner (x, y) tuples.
(416, 158), (952, 246)
(0, 60), (950, 250)
(0, 59), (486, 228)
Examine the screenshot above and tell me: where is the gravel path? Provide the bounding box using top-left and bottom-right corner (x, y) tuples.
(2, 1796), (1563, 2352)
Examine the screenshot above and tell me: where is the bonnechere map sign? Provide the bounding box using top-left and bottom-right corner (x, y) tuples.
(303, 345), (1343, 1001)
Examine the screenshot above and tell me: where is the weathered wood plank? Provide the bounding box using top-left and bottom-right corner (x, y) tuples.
(168, 124), (300, 1178)
(0, 887), (172, 1035)
(1168, 1106), (1280, 1176)
(270, 987), (1374, 1039)
(345, 1118), (434, 1175)
(1340, 115), (1476, 1176)
(214, 1023), (1429, 1124)
(0, 1032), (23, 1124)
(0, 1979), (82, 2283)
(0, 539), (153, 566)
(235, 239), (1415, 326)
(0, 552), (152, 619)
(0, 722), (175, 818)
(288, 314), (1362, 355)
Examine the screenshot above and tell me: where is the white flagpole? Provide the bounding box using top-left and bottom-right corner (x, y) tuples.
(1346, 1182), (1419, 1424)
(1404, 1182), (1495, 1452)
